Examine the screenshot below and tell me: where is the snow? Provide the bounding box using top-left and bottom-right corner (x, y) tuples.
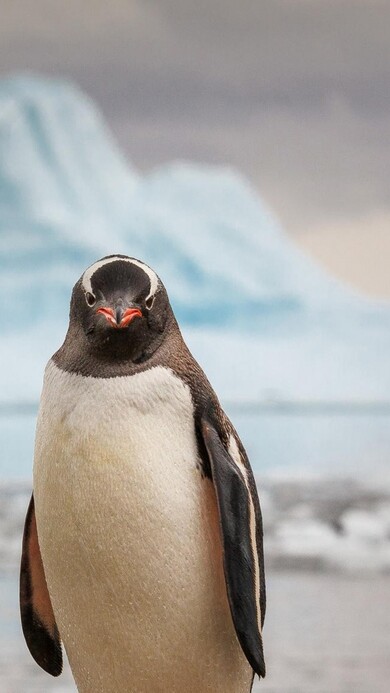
(264, 478), (390, 573)
(341, 508), (389, 542)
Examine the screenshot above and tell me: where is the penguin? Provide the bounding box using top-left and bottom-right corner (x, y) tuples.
(20, 255), (266, 693)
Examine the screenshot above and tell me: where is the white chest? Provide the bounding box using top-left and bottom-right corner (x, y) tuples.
(34, 362), (202, 590)
(33, 361), (251, 692)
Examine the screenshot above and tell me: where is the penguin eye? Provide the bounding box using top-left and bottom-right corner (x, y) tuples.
(145, 295), (154, 310)
(85, 292), (96, 307)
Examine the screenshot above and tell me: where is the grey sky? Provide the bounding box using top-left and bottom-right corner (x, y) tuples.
(1, 0), (389, 293)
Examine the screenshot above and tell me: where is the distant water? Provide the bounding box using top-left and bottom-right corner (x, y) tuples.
(230, 408), (390, 480)
(1, 413), (36, 479)
(2, 407), (390, 480)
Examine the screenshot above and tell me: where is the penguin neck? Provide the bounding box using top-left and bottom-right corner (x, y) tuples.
(52, 311), (182, 379)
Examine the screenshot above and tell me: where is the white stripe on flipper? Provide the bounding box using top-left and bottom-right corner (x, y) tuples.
(82, 257), (159, 300)
(228, 434), (262, 635)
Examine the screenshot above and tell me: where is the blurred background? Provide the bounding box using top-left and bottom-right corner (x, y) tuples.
(0, 2), (389, 691)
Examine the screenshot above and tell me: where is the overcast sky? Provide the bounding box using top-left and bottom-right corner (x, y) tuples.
(1, 0), (389, 295)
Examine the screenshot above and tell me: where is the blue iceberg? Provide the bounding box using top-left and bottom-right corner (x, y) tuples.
(0, 74), (389, 407)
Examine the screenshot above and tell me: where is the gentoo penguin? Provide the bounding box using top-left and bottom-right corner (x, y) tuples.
(20, 255), (266, 692)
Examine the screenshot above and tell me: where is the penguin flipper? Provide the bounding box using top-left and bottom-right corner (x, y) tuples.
(20, 494), (63, 676)
(201, 415), (265, 679)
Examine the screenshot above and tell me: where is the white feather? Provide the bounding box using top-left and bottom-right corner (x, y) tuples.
(34, 361), (251, 692)
(82, 256), (159, 300)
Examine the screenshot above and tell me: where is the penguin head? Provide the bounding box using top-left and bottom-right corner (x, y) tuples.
(70, 255), (171, 361)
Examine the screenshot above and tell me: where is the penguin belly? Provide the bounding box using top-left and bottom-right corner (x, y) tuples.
(34, 362), (252, 693)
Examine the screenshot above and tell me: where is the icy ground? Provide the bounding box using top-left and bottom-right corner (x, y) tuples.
(3, 480), (390, 692)
(3, 471), (390, 693)
(2, 570), (390, 693)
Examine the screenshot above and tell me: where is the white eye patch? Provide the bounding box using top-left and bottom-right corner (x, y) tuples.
(82, 256), (159, 302)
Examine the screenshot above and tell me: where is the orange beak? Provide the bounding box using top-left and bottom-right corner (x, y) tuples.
(96, 307), (142, 328)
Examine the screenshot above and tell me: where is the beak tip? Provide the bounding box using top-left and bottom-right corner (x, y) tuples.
(96, 306), (142, 328)
(119, 308), (143, 328)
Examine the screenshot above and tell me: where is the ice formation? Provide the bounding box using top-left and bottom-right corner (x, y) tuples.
(0, 75), (389, 483)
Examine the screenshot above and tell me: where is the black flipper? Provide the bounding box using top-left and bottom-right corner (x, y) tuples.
(201, 415), (266, 678)
(20, 495), (63, 676)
